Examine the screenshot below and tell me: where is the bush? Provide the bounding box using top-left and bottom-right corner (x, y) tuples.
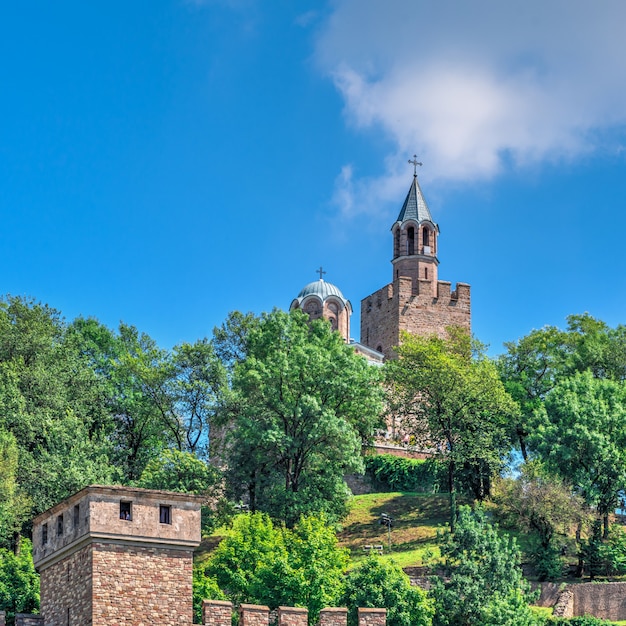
(0, 539), (40, 623)
(342, 557), (434, 626)
(364, 455), (446, 492)
(530, 542), (564, 582)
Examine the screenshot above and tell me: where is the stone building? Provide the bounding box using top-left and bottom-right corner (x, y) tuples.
(292, 172), (470, 362)
(290, 272), (352, 343)
(31, 485), (202, 626)
(360, 172), (471, 359)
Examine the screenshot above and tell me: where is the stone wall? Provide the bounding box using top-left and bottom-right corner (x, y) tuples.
(91, 541), (193, 625)
(360, 277), (470, 359)
(39, 543), (92, 626)
(14, 617), (44, 626)
(573, 581), (626, 620)
(202, 603), (384, 626)
(318, 608), (348, 626)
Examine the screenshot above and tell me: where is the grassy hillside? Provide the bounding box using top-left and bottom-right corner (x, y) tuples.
(338, 492), (453, 568)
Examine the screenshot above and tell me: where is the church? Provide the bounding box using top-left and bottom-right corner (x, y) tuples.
(290, 166), (471, 359)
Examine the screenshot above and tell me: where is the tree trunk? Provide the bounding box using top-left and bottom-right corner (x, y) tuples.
(575, 521), (584, 578)
(448, 460), (457, 533)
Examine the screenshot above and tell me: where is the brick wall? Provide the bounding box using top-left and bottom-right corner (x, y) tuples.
(357, 608), (386, 626)
(319, 607), (348, 626)
(239, 604), (270, 626)
(203, 600), (233, 626)
(39, 543), (92, 625)
(278, 606), (308, 626)
(91, 542), (193, 625)
(361, 277), (470, 359)
(14, 617), (44, 626)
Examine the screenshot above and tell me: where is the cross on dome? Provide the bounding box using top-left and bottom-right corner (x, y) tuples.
(316, 266), (326, 280)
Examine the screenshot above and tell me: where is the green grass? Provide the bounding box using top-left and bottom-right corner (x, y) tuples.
(339, 492), (453, 567)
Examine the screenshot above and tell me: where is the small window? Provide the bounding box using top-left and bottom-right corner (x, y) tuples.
(42, 523), (48, 545)
(159, 505), (171, 525)
(120, 501), (132, 521)
(57, 515), (64, 536)
(422, 228), (429, 246)
(407, 227), (415, 255)
(425, 268), (428, 279)
(73, 504), (80, 529)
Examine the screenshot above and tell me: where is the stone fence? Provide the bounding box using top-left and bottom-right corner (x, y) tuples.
(1, 603), (386, 626)
(203, 601), (386, 626)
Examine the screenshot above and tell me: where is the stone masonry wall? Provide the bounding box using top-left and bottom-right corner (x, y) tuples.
(278, 606), (308, 626)
(203, 600), (233, 626)
(318, 608), (348, 626)
(239, 604), (269, 626)
(91, 542), (193, 625)
(357, 608), (387, 626)
(14, 617), (44, 626)
(39, 543), (93, 626)
(361, 277), (470, 359)
(573, 581), (626, 620)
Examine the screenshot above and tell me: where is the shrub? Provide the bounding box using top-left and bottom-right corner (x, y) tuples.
(364, 455), (446, 492)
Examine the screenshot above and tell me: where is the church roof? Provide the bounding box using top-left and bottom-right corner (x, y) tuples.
(296, 279), (348, 304)
(395, 176), (435, 226)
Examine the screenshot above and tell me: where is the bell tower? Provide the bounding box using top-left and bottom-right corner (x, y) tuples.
(360, 159), (471, 359)
(391, 158), (440, 296)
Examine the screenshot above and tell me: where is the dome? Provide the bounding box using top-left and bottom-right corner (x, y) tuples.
(295, 279), (348, 304)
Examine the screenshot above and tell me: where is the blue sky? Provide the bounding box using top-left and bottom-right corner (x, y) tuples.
(2, 0), (626, 355)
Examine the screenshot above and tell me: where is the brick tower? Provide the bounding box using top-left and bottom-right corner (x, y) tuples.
(360, 172), (470, 358)
(32, 485), (202, 626)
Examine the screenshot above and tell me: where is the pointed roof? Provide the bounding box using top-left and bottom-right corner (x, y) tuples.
(394, 176), (435, 226)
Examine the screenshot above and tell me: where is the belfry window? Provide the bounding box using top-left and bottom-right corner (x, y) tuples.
(394, 229), (400, 258)
(57, 515), (63, 536)
(42, 523), (48, 545)
(423, 228), (429, 246)
(407, 227), (415, 255)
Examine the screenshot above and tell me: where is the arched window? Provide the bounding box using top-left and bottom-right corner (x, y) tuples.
(304, 301), (321, 319)
(422, 228), (429, 246)
(377, 345), (383, 353)
(407, 227), (415, 255)
(394, 229), (400, 258)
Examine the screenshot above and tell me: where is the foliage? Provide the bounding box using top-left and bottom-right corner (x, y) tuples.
(205, 512), (348, 623)
(386, 327), (517, 528)
(598, 524), (626, 576)
(0, 298), (118, 517)
(364, 455), (446, 493)
(431, 505), (538, 626)
(533, 371), (626, 536)
(192, 564), (225, 625)
(493, 461), (584, 580)
(0, 429), (31, 549)
(343, 556), (433, 626)
(137, 448), (231, 534)
(0, 539), (39, 622)
(224, 309), (383, 526)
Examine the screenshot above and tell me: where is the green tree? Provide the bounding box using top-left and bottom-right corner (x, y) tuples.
(497, 326), (569, 460)
(342, 557), (433, 626)
(0, 430), (31, 550)
(206, 512), (349, 623)
(223, 309), (383, 525)
(0, 298), (117, 519)
(431, 505), (538, 626)
(533, 371), (626, 538)
(206, 512), (293, 608)
(284, 514), (349, 622)
(493, 461), (585, 580)
(386, 328), (517, 529)
(137, 448), (231, 534)
(0, 539), (39, 622)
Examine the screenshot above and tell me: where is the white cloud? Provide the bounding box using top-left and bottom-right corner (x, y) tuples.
(315, 0), (626, 217)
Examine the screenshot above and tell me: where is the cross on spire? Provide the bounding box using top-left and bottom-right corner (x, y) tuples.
(316, 266), (326, 280)
(408, 155), (422, 177)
